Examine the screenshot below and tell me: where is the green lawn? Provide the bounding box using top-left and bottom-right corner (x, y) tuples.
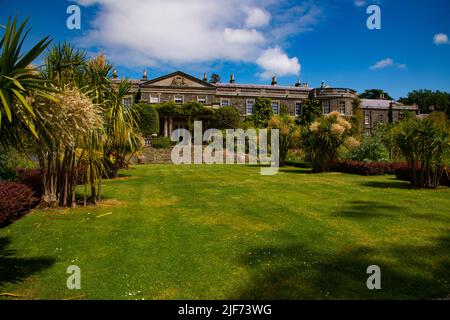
(1, 164), (449, 300)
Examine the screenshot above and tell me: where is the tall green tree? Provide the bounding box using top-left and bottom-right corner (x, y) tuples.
(399, 89), (450, 116)
(247, 97), (273, 128)
(296, 97), (322, 126)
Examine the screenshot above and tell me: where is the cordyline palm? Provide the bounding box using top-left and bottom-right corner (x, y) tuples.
(392, 117), (450, 188)
(104, 80), (143, 177)
(0, 17), (52, 146)
(43, 42), (86, 87)
(80, 53), (113, 105)
(78, 54), (114, 203)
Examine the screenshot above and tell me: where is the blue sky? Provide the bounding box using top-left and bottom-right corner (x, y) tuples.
(1, 0), (449, 99)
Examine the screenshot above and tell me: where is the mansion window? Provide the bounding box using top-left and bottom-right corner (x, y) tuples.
(123, 97), (132, 107)
(150, 95), (159, 104)
(220, 98), (230, 107)
(295, 102), (302, 116)
(272, 101), (280, 115)
(322, 101), (330, 114)
(364, 112), (370, 125)
(246, 99), (255, 115)
(174, 95), (184, 104)
(197, 96), (207, 104)
(339, 101), (346, 114)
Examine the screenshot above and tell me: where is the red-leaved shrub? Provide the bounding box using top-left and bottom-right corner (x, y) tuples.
(334, 161), (405, 176)
(0, 182), (34, 227)
(16, 168), (43, 197)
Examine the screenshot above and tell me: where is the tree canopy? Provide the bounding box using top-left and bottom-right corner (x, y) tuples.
(359, 89), (393, 100)
(399, 89), (450, 116)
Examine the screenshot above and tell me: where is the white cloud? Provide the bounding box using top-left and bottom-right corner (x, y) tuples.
(433, 33), (449, 45)
(74, 0), (314, 79)
(243, 6), (271, 28)
(370, 58), (406, 70)
(223, 28), (265, 45)
(354, 0), (366, 7)
(256, 47), (301, 79)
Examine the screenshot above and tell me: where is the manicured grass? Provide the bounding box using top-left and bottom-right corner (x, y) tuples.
(1, 164), (449, 299)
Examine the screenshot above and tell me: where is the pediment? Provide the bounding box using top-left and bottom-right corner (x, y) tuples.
(141, 71), (215, 89)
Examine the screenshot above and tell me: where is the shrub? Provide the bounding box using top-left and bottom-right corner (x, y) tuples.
(334, 161), (403, 176)
(213, 106), (240, 129)
(347, 131), (389, 162)
(0, 182), (34, 227)
(390, 117), (450, 188)
(152, 137), (172, 149)
(16, 168), (43, 197)
(137, 103), (159, 136)
(268, 115), (300, 167)
(301, 111), (360, 172)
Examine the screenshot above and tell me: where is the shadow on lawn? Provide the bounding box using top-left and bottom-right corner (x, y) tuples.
(232, 234), (450, 299)
(360, 179), (412, 190)
(333, 201), (405, 219)
(0, 237), (55, 287)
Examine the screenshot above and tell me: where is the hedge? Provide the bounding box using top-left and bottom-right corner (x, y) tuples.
(0, 182), (34, 227)
(334, 161), (404, 176)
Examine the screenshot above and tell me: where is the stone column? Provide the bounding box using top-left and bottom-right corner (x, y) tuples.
(164, 117), (169, 137)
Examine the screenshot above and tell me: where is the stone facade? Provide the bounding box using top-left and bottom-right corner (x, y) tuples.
(113, 70), (417, 135)
(360, 99), (419, 132)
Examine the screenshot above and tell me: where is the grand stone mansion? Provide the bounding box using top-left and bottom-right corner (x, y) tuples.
(112, 70), (418, 135)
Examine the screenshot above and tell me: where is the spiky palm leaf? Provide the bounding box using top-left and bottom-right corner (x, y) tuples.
(0, 17), (52, 146)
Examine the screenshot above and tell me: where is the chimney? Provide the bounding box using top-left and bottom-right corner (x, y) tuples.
(271, 76), (277, 86)
(203, 73), (208, 81)
(230, 74), (235, 84)
(112, 68), (118, 79)
(295, 79), (301, 87)
(142, 69), (148, 80)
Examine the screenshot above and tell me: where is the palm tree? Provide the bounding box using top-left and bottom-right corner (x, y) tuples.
(104, 80), (143, 178)
(43, 42), (86, 87)
(0, 17), (52, 146)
